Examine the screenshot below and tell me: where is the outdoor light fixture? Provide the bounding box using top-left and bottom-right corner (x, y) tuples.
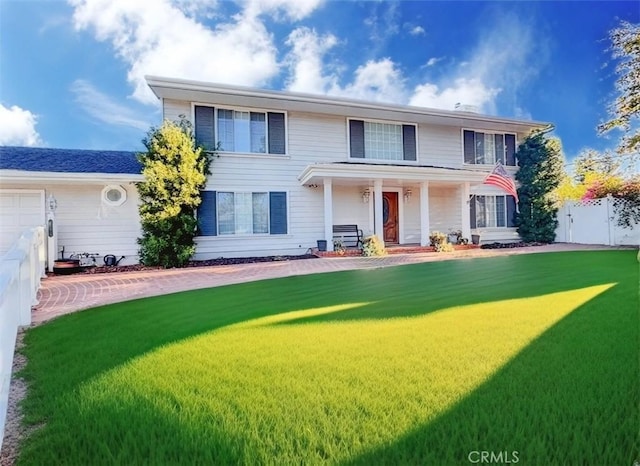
(404, 188), (412, 203)
(47, 194), (58, 212)
(362, 189), (370, 203)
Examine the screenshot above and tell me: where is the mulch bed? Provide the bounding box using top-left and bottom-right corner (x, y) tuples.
(480, 241), (548, 249)
(68, 254), (319, 275)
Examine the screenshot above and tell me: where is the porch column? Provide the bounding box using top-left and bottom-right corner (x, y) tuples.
(323, 178), (334, 251)
(460, 182), (471, 241)
(420, 181), (430, 246)
(373, 179), (384, 244)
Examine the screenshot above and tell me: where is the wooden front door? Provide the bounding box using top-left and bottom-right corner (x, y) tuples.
(383, 192), (399, 244)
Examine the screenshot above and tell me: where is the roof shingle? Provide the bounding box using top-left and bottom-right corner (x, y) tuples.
(0, 146), (142, 175)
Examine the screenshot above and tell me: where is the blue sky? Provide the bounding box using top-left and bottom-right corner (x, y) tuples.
(1, 0), (638, 166)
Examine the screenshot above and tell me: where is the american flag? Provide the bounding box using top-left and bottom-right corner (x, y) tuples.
(483, 163), (519, 204)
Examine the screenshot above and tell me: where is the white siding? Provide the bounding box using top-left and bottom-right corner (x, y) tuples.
(163, 99), (191, 123)
(429, 187), (461, 234)
(332, 187), (371, 235)
(8, 183), (141, 265)
(419, 125), (464, 168)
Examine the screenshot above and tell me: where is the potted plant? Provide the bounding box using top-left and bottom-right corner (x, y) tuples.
(471, 232), (481, 245)
(333, 239), (346, 255)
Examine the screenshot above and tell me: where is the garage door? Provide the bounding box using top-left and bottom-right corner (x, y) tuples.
(0, 190), (45, 255)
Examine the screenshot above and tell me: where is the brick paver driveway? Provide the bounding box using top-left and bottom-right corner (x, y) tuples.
(33, 243), (626, 325)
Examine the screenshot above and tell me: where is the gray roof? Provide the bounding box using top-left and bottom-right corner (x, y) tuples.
(0, 146), (142, 174)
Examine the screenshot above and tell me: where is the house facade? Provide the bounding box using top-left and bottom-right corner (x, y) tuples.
(147, 76), (549, 257)
(0, 78), (550, 266)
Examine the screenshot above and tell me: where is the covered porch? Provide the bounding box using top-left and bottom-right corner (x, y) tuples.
(299, 163), (488, 252)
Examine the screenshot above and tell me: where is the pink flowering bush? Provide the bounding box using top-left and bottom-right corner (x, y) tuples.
(581, 177), (640, 228)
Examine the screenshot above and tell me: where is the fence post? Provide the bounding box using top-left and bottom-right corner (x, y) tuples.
(0, 260), (20, 453)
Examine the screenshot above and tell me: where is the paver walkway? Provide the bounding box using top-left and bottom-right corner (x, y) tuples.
(32, 243), (627, 325)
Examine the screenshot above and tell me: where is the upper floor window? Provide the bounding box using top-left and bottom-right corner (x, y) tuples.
(194, 105), (286, 155)
(349, 119), (416, 161)
(463, 130), (516, 166)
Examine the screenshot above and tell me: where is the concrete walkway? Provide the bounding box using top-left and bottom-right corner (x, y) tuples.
(32, 243), (628, 325)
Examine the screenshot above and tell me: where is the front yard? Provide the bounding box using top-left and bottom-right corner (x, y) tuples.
(16, 251), (639, 465)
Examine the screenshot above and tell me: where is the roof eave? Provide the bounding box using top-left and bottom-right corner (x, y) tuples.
(0, 170), (144, 185)
(145, 75), (551, 131)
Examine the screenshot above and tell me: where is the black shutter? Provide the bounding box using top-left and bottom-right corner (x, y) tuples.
(506, 195), (517, 227)
(197, 191), (217, 236)
(463, 130), (475, 164)
(505, 134), (516, 166)
(349, 120), (365, 158)
(195, 106), (215, 150)
(402, 125), (417, 161)
(470, 195), (477, 229)
(269, 192), (287, 235)
(268, 112), (286, 154)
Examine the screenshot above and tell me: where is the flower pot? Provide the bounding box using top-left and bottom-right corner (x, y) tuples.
(471, 234), (481, 245)
(317, 240), (327, 252)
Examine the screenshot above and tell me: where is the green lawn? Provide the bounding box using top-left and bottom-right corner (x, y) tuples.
(17, 251), (639, 465)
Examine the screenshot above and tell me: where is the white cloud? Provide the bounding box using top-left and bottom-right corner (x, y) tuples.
(364, 2), (400, 45)
(333, 59), (408, 104)
(409, 12), (544, 113)
(244, 0), (324, 21)
(0, 104), (42, 146)
(68, 0), (323, 105)
(425, 57), (443, 67)
(284, 27), (338, 94)
(411, 78), (499, 111)
(71, 79), (151, 130)
(408, 25), (425, 36)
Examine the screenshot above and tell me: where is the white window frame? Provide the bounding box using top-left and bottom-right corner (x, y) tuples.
(473, 195), (512, 229)
(461, 128), (518, 166)
(192, 103), (288, 157)
(347, 117), (418, 164)
(216, 191), (272, 236)
(101, 185), (127, 207)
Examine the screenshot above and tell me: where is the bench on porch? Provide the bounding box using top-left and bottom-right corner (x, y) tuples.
(332, 224), (364, 248)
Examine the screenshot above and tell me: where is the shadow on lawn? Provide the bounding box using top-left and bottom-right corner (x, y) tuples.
(341, 275), (639, 466)
(19, 251), (637, 453)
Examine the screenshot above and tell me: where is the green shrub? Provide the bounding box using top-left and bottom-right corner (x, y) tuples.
(362, 235), (387, 257)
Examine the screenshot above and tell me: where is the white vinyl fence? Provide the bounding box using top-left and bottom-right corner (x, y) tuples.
(0, 227), (45, 452)
(556, 196), (640, 246)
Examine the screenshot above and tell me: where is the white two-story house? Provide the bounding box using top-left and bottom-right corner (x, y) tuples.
(147, 76), (549, 256)
(0, 77), (550, 265)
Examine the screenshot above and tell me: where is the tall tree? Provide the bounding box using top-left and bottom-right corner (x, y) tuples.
(515, 132), (564, 243)
(598, 21), (640, 156)
(137, 118), (213, 267)
(573, 148), (620, 183)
